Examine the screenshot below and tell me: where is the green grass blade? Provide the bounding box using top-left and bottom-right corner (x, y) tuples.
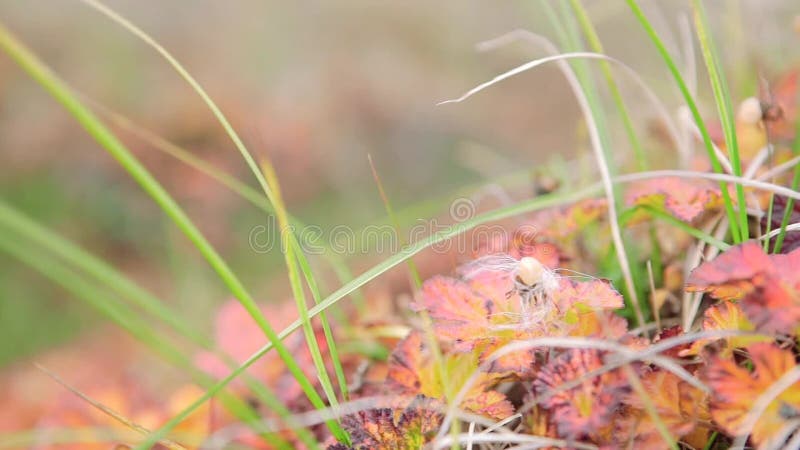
(625, 0), (743, 244)
(690, 0), (749, 240)
(549, 0), (646, 326)
(772, 90), (800, 253)
(260, 161), (349, 444)
(366, 155), (452, 427)
(569, 0), (648, 170)
(0, 21), (338, 443)
(367, 154), (423, 288)
(619, 206), (731, 251)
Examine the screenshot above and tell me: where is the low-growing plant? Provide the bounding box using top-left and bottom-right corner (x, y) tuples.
(1, 1), (799, 450)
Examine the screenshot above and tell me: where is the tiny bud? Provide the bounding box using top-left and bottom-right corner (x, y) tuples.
(517, 256), (545, 286)
(737, 97), (763, 125)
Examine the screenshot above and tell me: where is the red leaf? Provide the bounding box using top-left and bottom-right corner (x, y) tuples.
(686, 242), (800, 334)
(533, 349), (630, 438)
(333, 399), (442, 450)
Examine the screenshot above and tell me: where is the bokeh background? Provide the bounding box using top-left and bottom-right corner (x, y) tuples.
(0, 0), (797, 430)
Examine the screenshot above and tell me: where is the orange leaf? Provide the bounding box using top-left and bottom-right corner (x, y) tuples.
(681, 301), (771, 357)
(617, 371), (710, 450)
(386, 331), (513, 421)
(704, 343), (800, 449)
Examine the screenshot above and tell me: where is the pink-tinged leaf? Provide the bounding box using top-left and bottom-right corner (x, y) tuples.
(194, 300), (329, 404)
(413, 276), (494, 350)
(686, 242), (774, 300)
(461, 389), (515, 421)
(552, 278), (624, 312)
(533, 349), (630, 438)
(626, 177), (722, 223)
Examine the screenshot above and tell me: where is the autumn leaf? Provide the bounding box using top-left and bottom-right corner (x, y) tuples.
(616, 370), (711, 450)
(533, 349), (630, 438)
(416, 272), (544, 378)
(386, 331), (513, 421)
(686, 241), (800, 334)
(413, 276), (496, 352)
(329, 399), (442, 450)
(704, 343), (800, 449)
(681, 301), (771, 357)
(625, 177), (722, 223)
(551, 277), (624, 312)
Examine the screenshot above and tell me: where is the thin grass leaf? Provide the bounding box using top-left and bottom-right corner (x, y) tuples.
(569, 0), (648, 170)
(367, 154), (423, 288)
(0, 199), (210, 348)
(625, 0), (744, 243)
(260, 160), (349, 445)
(545, 0), (646, 326)
(69, 4), (352, 441)
(619, 205), (731, 251)
(366, 155), (458, 448)
(772, 91), (800, 253)
(691, 0), (749, 241)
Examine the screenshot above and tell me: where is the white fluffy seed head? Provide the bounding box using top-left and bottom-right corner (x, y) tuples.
(737, 97), (763, 125)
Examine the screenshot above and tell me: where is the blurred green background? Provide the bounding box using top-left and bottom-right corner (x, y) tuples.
(0, 0), (797, 369)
